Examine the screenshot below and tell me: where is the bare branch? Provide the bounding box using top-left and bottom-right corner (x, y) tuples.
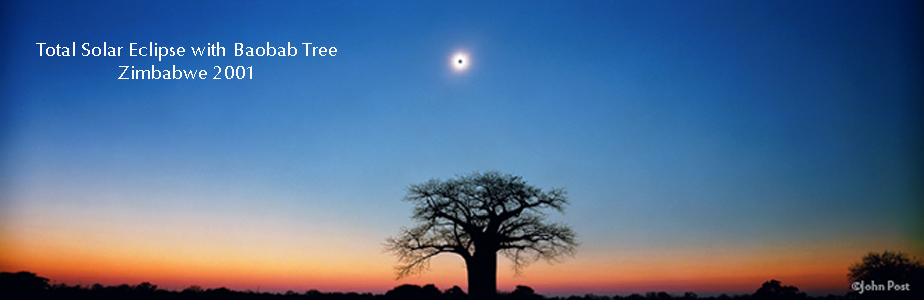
(384, 224), (472, 279)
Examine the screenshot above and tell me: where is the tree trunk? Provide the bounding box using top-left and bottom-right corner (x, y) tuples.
(466, 250), (497, 300)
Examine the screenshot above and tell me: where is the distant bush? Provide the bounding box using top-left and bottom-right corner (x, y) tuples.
(0, 271), (49, 299)
(752, 280), (806, 300)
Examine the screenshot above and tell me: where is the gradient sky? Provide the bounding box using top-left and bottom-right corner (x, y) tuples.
(2, 0), (922, 297)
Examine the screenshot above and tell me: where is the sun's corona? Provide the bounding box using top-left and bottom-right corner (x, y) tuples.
(451, 52), (469, 71)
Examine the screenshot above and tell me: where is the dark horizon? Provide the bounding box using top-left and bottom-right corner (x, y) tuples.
(0, 270), (858, 299)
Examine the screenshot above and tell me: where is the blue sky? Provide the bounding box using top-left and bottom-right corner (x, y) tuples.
(2, 0), (922, 296)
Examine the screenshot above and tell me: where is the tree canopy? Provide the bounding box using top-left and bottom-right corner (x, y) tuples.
(848, 250), (924, 283)
(848, 250), (923, 299)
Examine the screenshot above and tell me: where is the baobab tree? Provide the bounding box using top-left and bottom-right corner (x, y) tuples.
(385, 171), (578, 299)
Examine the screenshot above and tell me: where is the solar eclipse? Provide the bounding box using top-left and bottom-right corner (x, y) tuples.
(451, 52), (469, 71)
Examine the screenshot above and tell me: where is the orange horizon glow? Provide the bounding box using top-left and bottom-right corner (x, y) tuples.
(4, 227), (904, 296)
(3, 191), (919, 297)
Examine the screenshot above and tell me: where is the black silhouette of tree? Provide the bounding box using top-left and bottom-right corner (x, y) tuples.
(509, 285), (543, 300)
(182, 285), (203, 294)
(848, 250), (924, 299)
(444, 285), (468, 300)
(385, 284), (443, 300)
(0, 271), (49, 299)
(385, 171), (578, 300)
(680, 292), (698, 299)
(135, 282), (158, 292)
(849, 250), (923, 282)
(752, 279), (806, 300)
(422, 284), (443, 300)
(644, 291), (672, 300)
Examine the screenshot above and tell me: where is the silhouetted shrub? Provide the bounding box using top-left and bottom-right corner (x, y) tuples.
(752, 279), (806, 300)
(443, 285), (467, 300)
(305, 289), (323, 299)
(644, 291), (672, 300)
(422, 284), (442, 300)
(385, 284), (434, 300)
(507, 285), (545, 300)
(0, 271), (49, 299)
(623, 293), (644, 300)
(581, 293), (610, 300)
